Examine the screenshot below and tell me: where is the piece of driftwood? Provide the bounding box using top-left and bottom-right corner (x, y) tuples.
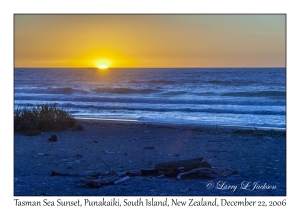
(114, 176), (130, 184)
(50, 170), (80, 177)
(81, 179), (103, 188)
(126, 170), (142, 176)
(81, 178), (114, 188)
(80, 174), (130, 188)
(140, 169), (160, 176)
(154, 157), (211, 177)
(177, 167), (217, 180)
(155, 157), (209, 171)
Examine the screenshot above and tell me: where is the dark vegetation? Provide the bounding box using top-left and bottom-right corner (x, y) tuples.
(14, 104), (82, 135)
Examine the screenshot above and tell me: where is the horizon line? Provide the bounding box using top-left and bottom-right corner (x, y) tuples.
(14, 66), (286, 69)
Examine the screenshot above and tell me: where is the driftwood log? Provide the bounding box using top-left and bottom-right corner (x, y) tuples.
(51, 170), (80, 177)
(154, 157), (211, 178)
(177, 167), (217, 180)
(80, 173), (131, 188)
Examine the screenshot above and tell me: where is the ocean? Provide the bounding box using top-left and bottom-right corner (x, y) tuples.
(14, 68), (286, 129)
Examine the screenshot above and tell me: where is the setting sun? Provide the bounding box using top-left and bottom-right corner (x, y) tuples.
(95, 59), (111, 69)
(98, 64), (108, 69)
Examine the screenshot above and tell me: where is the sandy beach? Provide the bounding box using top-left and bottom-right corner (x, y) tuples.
(14, 120), (286, 196)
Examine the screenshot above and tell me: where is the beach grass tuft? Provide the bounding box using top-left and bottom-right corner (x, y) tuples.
(14, 104), (77, 134)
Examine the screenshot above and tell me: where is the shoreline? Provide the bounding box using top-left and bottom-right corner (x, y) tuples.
(75, 117), (286, 132)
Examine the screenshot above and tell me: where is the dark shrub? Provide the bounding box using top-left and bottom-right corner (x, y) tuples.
(68, 118), (76, 128)
(14, 104), (77, 133)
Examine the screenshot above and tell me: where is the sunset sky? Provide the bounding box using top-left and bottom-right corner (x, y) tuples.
(14, 14), (286, 68)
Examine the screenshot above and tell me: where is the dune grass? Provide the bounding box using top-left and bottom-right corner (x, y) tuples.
(14, 104), (77, 135)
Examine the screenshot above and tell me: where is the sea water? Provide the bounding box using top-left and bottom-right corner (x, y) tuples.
(14, 68), (286, 128)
